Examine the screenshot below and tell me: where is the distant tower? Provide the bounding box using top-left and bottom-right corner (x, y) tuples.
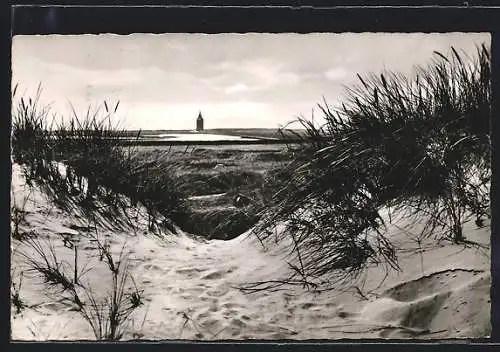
(196, 111), (204, 131)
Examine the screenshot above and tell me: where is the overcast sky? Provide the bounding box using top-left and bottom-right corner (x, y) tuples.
(12, 33), (490, 130)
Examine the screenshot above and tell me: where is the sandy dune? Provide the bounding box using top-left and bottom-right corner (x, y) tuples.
(10, 163), (490, 340)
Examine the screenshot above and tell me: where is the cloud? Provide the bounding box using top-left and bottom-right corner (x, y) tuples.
(12, 33), (490, 129)
(224, 83), (250, 95)
(213, 59), (301, 91)
(324, 67), (349, 81)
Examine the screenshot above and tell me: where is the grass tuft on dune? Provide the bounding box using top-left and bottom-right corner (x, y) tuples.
(253, 44), (491, 291)
(11, 84), (189, 233)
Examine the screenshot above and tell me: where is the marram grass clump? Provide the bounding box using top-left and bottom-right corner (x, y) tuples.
(251, 44), (491, 291)
(11, 83), (189, 233)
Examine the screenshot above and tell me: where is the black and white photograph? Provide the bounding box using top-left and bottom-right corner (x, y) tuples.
(10, 32), (491, 340)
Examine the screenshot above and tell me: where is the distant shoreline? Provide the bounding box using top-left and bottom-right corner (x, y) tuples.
(118, 138), (303, 146)
(115, 128), (310, 146)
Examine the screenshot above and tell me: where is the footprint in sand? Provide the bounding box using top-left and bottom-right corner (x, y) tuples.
(196, 311), (211, 320)
(201, 271), (225, 280)
(168, 287), (186, 294)
(222, 302), (241, 309)
(226, 266), (238, 274)
(230, 318), (247, 328)
(206, 287), (230, 297)
(221, 308), (239, 319)
(337, 309), (353, 319)
(141, 263), (164, 271)
(201, 266), (237, 280)
(208, 303), (219, 312)
(299, 302), (316, 310)
(175, 267), (206, 278)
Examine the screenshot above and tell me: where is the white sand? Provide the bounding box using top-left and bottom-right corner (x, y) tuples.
(10, 163), (491, 340)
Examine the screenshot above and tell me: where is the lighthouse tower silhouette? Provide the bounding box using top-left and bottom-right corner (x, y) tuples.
(196, 111), (204, 132)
